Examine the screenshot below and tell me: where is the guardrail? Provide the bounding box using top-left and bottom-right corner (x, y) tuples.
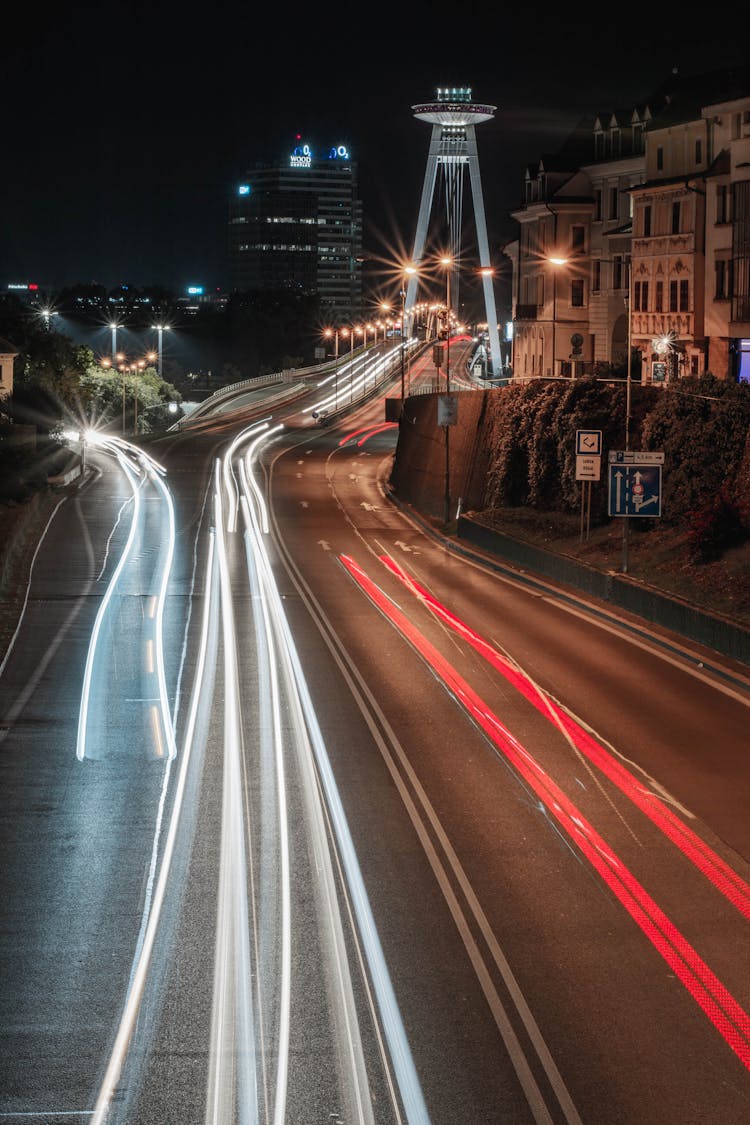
(171, 338), (431, 430)
(171, 357), (336, 430)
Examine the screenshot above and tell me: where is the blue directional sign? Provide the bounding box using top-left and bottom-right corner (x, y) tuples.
(608, 462), (662, 517)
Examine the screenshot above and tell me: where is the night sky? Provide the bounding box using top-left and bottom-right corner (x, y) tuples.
(4, 4), (747, 295)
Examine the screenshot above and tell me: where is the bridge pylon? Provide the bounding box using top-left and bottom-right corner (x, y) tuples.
(407, 85), (503, 382)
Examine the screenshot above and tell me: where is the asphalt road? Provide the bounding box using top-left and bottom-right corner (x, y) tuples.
(1, 347), (749, 1124)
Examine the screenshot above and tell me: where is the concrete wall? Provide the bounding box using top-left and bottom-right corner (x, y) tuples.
(389, 389), (492, 521)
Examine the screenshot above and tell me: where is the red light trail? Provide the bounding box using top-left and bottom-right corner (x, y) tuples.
(340, 553), (750, 1071)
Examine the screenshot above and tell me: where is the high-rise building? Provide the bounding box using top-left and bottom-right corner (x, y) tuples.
(227, 139), (363, 319)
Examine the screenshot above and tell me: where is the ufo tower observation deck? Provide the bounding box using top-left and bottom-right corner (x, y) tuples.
(407, 86), (503, 381)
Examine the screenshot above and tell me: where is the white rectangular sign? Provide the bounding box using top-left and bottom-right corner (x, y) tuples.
(576, 454), (601, 481)
(608, 450), (665, 464)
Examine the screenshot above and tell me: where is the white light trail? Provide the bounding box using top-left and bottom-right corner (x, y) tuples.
(90, 528), (220, 1124)
(221, 420), (271, 533)
(205, 459), (259, 1125)
(76, 447), (143, 762)
(148, 462), (178, 761)
(75, 438), (177, 762)
(306, 345), (402, 419)
(238, 490), (292, 1125)
(238, 431), (428, 1124)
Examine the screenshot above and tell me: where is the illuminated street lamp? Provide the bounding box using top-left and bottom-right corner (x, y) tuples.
(440, 256), (454, 525)
(340, 327), (354, 403)
(323, 327), (340, 407)
(132, 360), (146, 432)
(108, 321), (120, 364)
(547, 256), (568, 377)
(400, 265), (418, 402)
(440, 256), (453, 391)
(379, 302), (391, 342)
(117, 358), (128, 433)
(152, 323), (171, 377)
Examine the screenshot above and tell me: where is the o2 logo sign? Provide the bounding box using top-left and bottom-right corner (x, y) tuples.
(290, 143), (313, 168)
(289, 142), (351, 168)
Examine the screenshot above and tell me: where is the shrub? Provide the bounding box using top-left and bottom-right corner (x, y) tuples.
(685, 486), (748, 562)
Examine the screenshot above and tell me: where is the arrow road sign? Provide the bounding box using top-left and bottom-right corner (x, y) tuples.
(608, 463), (662, 517)
(576, 454), (601, 481)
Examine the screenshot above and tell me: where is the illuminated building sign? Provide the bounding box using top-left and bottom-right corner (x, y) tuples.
(289, 142), (351, 168)
(187, 286), (204, 295)
(290, 142), (313, 168)
(238, 184), (250, 195)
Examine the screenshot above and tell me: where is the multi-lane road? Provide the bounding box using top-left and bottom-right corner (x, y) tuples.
(1, 343), (749, 1124)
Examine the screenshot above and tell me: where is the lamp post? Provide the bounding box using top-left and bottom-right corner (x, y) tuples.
(441, 256), (454, 526)
(133, 360), (146, 432)
(440, 256), (453, 392)
(399, 265), (417, 404)
(324, 327), (340, 407)
(118, 360), (128, 434)
(340, 327), (354, 403)
(379, 303), (391, 343)
(152, 323), (170, 377)
(109, 321), (119, 365)
(478, 267), (496, 379)
(548, 256), (568, 377)
(623, 255), (633, 573)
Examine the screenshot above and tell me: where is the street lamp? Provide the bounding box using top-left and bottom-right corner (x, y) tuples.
(440, 256), (454, 525)
(132, 360), (146, 432)
(340, 327), (355, 403)
(400, 265), (418, 403)
(478, 267), (496, 379)
(440, 256), (453, 392)
(323, 327), (340, 408)
(117, 359), (128, 433)
(623, 254), (633, 573)
(152, 323), (171, 377)
(547, 256), (568, 377)
(109, 321), (120, 365)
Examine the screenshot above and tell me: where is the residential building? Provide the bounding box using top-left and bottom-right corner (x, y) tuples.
(0, 336), (17, 404)
(505, 65), (750, 385)
(227, 140), (363, 320)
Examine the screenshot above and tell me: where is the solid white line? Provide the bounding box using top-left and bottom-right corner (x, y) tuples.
(0, 496), (67, 679)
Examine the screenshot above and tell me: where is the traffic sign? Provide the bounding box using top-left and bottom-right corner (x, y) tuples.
(608, 463), (662, 517)
(576, 429), (602, 456)
(576, 454), (601, 481)
(608, 450), (664, 464)
(438, 395), (458, 426)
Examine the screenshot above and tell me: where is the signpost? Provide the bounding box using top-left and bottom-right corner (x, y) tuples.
(575, 430), (602, 540)
(608, 451), (664, 513)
